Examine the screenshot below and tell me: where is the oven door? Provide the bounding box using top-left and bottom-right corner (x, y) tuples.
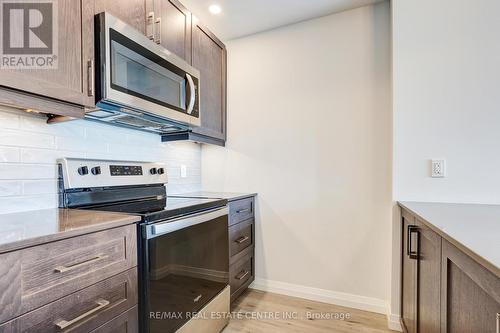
(96, 12), (200, 127)
(142, 207), (229, 333)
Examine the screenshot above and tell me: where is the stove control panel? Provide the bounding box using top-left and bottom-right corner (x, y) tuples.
(59, 158), (168, 189)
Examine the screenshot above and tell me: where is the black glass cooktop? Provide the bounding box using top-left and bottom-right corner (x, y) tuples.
(88, 196), (227, 223)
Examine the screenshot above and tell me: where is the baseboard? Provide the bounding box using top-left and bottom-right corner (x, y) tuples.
(387, 313), (403, 331)
(249, 278), (388, 315)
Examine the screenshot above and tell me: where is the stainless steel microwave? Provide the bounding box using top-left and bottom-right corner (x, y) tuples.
(87, 12), (201, 133)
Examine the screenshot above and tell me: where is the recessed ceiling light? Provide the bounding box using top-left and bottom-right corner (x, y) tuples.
(208, 4), (221, 15)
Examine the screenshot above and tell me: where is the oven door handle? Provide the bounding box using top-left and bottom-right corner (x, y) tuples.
(147, 206), (228, 239)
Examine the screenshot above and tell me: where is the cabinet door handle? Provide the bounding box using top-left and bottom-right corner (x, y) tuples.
(146, 12), (155, 40)
(407, 225), (419, 260)
(236, 208), (250, 214)
(236, 270), (249, 280)
(154, 17), (161, 44)
(54, 254), (108, 273)
(496, 313), (499, 333)
(54, 299), (110, 330)
(235, 236), (249, 244)
(87, 60), (94, 97)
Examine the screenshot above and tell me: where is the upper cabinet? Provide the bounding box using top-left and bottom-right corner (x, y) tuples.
(190, 19), (227, 144)
(0, 0), (227, 145)
(95, 0), (147, 34)
(148, 0), (192, 63)
(0, 0), (94, 117)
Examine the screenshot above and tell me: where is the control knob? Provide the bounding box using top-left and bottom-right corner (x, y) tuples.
(78, 166), (88, 176)
(157, 168), (165, 175)
(150, 168), (158, 175)
(91, 166), (101, 175)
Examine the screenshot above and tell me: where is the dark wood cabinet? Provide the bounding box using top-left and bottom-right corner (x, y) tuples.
(0, 224), (138, 332)
(149, 0), (192, 63)
(191, 19), (227, 144)
(416, 219), (441, 333)
(441, 240), (500, 333)
(401, 206), (500, 333)
(227, 195), (256, 303)
(0, 0), (94, 116)
(95, 0), (147, 34)
(401, 210), (417, 333)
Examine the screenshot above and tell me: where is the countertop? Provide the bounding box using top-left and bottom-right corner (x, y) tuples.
(399, 201), (500, 277)
(0, 208), (141, 254)
(169, 191), (257, 202)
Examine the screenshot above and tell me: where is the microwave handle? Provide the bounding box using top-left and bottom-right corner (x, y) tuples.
(186, 73), (196, 115)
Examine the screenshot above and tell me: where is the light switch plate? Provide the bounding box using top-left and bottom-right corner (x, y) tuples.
(431, 159), (445, 178)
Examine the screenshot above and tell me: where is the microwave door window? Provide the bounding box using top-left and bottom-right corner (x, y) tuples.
(110, 39), (186, 110)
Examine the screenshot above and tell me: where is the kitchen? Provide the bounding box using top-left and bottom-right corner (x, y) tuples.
(0, 0), (499, 333)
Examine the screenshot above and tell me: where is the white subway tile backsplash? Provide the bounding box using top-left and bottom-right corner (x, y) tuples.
(23, 180), (58, 195)
(0, 164), (57, 180)
(0, 107), (201, 213)
(0, 180), (22, 196)
(0, 146), (20, 162)
(0, 194), (58, 214)
(21, 148), (82, 164)
(0, 129), (55, 149)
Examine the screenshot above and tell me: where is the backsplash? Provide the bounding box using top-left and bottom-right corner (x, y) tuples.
(0, 107), (201, 213)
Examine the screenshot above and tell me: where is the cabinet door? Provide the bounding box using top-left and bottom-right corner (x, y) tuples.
(441, 240), (500, 333)
(0, 0), (94, 110)
(95, 0), (146, 34)
(153, 0), (191, 63)
(191, 19), (227, 143)
(401, 209), (418, 333)
(416, 219), (441, 333)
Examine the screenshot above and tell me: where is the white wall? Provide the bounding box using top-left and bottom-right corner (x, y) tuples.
(390, 0), (500, 326)
(0, 107), (201, 213)
(393, 0), (500, 204)
(201, 2), (392, 314)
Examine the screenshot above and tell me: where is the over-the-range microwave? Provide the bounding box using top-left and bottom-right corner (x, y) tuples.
(86, 12), (200, 134)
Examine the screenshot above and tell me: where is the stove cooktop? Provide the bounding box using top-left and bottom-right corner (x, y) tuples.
(88, 196), (227, 223)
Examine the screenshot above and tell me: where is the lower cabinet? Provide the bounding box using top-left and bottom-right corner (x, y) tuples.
(90, 306), (139, 333)
(401, 207), (500, 333)
(227, 196), (256, 303)
(441, 240), (500, 333)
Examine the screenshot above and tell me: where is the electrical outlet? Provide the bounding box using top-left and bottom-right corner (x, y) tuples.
(431, 159), (446, 178)
(180, 164), (187, 178)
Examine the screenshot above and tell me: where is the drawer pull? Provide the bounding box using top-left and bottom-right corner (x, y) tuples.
(54, 254), (108, 273)
(235, 236), (250, 244)
(54, 299), (110, 330)
(236, 208), (250, 214)
(496, 313), (499, 333)
(236, 270), (250, 280)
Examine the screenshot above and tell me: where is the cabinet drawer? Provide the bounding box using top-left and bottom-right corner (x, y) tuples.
(0, 225), (137, 323)
(230, 253), (254, 298)
(0, 268), (138, 333)
(90, 306), (138, 333)
(229, 197), (254, 226)
(229, 218), (254, 258)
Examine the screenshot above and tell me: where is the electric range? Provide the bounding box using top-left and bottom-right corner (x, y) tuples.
(58, 158), (231, 333)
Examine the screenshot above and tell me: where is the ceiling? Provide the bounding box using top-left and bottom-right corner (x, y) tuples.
(181, 0), (384, 41)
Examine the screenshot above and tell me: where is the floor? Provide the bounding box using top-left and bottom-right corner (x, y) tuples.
(224, 290), (397, 333)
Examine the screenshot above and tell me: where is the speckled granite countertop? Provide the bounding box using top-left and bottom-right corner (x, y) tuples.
(399, 201), (500, 277)
(0, 208), (141, 254)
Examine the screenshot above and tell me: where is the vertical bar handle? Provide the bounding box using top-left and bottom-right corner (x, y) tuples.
(87, 60), (94, 97)
(154, 17), (161, 44)
(407, 225), (419, 260)
(496, 313), (499, 333)
(146, 12), (155, 40)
